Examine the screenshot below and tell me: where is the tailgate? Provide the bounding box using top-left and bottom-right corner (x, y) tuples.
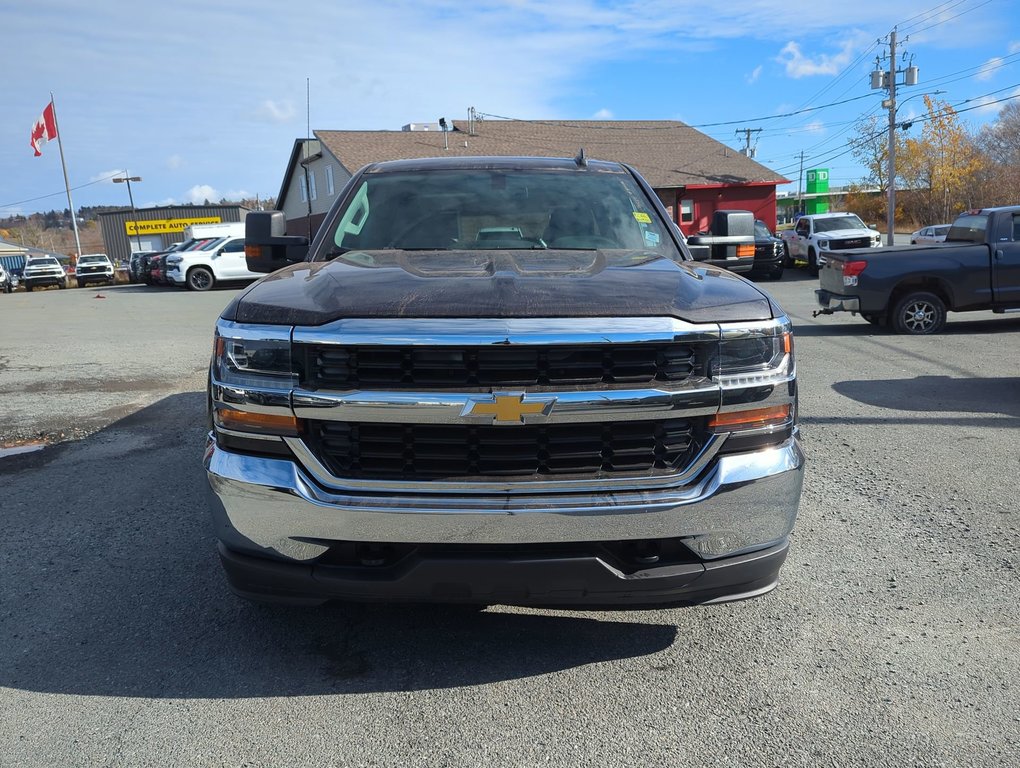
(818, 252), (851, 293)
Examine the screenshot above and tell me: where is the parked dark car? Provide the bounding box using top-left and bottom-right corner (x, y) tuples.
(149, 252), (172, 285)
(130, 250), (160, 282)
(749, 219), (786, 280)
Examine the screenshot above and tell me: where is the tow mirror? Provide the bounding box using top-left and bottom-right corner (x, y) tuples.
(244, 212), (310, 273)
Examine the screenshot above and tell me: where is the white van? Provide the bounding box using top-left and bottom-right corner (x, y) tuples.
(164, 222), (259, 291)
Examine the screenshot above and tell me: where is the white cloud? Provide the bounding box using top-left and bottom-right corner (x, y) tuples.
(1009, 41), (1020, 54)
(977, 57), (1003, 81)
(253, 100), (297, 124)
(746, 65), (762, 84)
(592, 108), (613, 119)
(184, 185), (219, 204)
(805, 121), (825, 134)
(92, 169), (126, 183)
(975, 88), (1020, 115)
(777, 36), (866, 78)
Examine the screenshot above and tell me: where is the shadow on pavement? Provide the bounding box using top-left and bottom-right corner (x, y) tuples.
(831, 375), (1020, 419)
(0, 393), (677, 699)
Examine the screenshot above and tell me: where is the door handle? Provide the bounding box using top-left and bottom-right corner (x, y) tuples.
(995, 249), (1003, 259)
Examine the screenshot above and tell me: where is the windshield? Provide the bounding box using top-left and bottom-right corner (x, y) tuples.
(79, 255), (108, 264)
(29, 257), (59, 267)
(323, 168), (679, 258)
(754, 220), (772, 239)
(814, 215), (867, 233)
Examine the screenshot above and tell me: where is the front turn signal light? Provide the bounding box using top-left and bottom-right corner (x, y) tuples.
(709, 404), (791, 431)
(214, 408), (302, 436)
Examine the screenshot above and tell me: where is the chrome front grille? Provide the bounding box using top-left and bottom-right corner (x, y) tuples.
(305, 418), (701, 480)
(297, 343), (701, 390)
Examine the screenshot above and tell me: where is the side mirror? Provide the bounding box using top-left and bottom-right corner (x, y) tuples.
(686, 210), (755, 261)
(687, 244), (711, 262)
(245, 211), (310, 273)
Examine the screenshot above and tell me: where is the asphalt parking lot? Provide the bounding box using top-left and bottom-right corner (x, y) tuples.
(1, 274), (1018, 767)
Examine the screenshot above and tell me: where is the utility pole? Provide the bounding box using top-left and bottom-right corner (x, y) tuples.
(796, 151), (805, 218)
(735, 128), (762, 158)
(872, 28), (919, 245)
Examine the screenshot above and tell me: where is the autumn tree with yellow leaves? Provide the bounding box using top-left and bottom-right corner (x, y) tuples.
(897, 95), (985, 224)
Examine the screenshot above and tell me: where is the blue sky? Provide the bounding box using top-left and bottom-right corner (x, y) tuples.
(2, 0), (1018, 217)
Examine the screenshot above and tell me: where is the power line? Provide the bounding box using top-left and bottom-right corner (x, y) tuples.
(0, 171), (126, 212)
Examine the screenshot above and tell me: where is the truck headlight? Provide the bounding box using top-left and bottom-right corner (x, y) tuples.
(166, 256), (182, 265)
(817, 240), (829, 250)
(213, 323), (296, 390)
(212, 324), (298, 437)
(712, 320), (793, 388)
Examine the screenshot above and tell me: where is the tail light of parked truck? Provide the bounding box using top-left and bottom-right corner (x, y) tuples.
(843, 260), (868, 287)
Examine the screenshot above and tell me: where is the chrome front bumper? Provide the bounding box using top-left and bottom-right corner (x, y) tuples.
(206, 434), (804, 563)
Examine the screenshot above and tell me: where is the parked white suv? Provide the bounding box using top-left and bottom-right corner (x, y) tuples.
(22, 256), (67, 291)
(165, 236), (261, 291)
(75, 253), (115, 288)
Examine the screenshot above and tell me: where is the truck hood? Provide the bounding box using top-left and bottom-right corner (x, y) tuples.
(226, 249), (776, 326)
(818, 228), (878, 240)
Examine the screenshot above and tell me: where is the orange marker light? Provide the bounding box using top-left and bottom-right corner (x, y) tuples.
(215, 408), (301, 435)
(709, 404), (791, 430)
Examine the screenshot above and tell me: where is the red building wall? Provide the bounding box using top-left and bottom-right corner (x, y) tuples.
(662, 184), (779, 236)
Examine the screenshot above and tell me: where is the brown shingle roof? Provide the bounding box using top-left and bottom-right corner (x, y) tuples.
(315, 120), (789, 189)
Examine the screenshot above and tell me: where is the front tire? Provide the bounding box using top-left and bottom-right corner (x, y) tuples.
(187, 267), (214, 291)
(891, 291), (947, 335)
(77, 279), (85, 289)
(808, 248), (819, 277)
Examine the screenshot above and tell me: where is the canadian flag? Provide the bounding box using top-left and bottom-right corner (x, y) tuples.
(30, 102), (57, 156)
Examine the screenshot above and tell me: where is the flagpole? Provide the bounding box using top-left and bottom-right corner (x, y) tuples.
(48, 92), (83, 259)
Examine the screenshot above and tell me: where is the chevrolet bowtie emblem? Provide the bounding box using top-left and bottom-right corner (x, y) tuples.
(464, 393), (556, 424)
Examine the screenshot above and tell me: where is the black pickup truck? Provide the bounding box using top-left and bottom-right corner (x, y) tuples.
(815, 206), (1020, 333)
(204, 155), (804, 608)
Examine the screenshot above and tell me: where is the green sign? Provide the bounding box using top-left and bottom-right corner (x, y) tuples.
(805, 168), (829, 214)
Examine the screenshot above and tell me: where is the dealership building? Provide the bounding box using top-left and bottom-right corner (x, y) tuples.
(97, 204), (249, 264)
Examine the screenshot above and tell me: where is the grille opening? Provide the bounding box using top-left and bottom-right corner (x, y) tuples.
(298, 343), (703, 391)
(309, 537), (702, 573)
(306, 418), (702, 481)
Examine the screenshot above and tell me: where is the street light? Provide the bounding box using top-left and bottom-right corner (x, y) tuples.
(113, 172), (143, 253)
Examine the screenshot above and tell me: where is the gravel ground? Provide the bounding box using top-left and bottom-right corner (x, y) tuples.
(1, 276), (1017, 767)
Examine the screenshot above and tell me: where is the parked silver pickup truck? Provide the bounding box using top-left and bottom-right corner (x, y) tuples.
(205, 155), (805, 608)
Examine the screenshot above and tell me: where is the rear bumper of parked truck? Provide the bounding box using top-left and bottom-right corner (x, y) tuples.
(205, 434), (805, 607)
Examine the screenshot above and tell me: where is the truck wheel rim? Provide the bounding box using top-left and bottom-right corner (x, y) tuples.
(903, 301), (935, 331)
(192, 272), (211, 289)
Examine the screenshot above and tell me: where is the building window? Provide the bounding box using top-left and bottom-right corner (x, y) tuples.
(680, 199), (694, 224)
(299, 175), (308, 203)
(308, 170), (317, 201)
(326, 165), (335, 196)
